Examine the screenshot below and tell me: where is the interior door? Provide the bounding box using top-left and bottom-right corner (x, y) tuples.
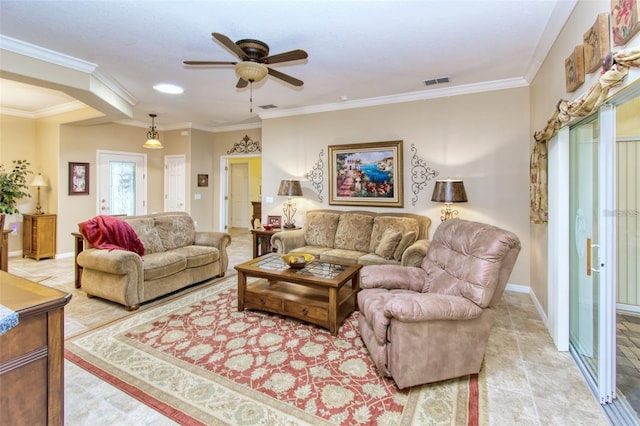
(164, 155), (186, 212)
(230, 163), (249, 228)
(569, 108), (616, 405)
(97, 151), (146, 216)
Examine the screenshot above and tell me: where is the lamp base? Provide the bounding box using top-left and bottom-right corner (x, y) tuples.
(283, 223), (296, 229)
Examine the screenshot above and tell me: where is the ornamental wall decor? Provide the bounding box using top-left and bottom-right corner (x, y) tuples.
(409, 144), (439, 206)
(227, 135), (261, 154)
(304, 149), (324, 202)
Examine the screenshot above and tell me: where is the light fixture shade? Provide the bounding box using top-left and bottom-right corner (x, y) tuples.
(143, 138), (163, 149)
(277, 180), (303, 197)
(431, 179), (468, 203)
(30, 173), (48, 187)
(143, 113), (163, 149)
(236, 61), (268, 82)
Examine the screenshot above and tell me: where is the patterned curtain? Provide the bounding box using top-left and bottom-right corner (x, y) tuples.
(530, 48), (640, 223)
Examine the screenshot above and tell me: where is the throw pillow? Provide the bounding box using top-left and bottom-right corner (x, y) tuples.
(393, 231), (418, 261)
(374, 229), (402, 260)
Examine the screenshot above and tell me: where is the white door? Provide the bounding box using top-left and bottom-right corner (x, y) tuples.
(97, 151), (146, 216)
(230, 163), (249, 228)
(164, 155), (186, 212)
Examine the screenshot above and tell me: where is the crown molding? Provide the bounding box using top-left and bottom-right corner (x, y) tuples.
(523, 0), (577, 83)
(259, 77), (529, 120)
(1, 35), (97, 73)
(0, 100), (86, 119)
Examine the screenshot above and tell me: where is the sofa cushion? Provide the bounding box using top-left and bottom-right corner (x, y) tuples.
(142, 251), (187, 280)
(369, 216), (420, 252)
(290, 246), (333, 257)
(334, 213), (374, 252)
(374, 229), (402, 259)
(172, 245), (219, 268)
(393, 231), (418, 261)
(320, 248), (367, 264)
(155, 215), (196, 250)
(125, 218), (164, 254)
(303, 211), (341, 248)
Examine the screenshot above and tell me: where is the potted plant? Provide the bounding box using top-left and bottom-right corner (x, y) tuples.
(0, 160), (32, 230)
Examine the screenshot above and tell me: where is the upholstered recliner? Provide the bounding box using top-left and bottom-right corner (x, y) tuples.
(357, 219), (521, 389)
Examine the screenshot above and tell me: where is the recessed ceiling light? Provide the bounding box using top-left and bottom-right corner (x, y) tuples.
(153, 83), (184, 94)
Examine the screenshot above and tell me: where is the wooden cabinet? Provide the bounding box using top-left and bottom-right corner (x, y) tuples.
(251, 201), (262, 229)
(22, 214), (56, 260)
(0, 271), (71, 426)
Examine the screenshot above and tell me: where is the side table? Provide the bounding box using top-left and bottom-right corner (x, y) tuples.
(251, 227), (301, 258)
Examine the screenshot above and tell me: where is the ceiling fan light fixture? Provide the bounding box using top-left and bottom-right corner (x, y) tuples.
(235, 61), (268, 82)
(143, 113), (164, 149)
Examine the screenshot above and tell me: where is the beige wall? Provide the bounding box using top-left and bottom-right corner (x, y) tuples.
(262, 87), (531, 286)
(529, 0), (640, 315)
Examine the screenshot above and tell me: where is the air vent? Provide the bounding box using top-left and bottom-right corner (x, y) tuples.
(424, 77), (450, 86)
(259, 104), (278, 109)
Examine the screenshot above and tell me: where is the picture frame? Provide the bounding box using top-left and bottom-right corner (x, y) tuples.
(69, 162), (89, 195)
(197, 174), (208, 187)
(583, 13), (610, 74)
(612, 0), (640, 46)
(267, 215), (281, 228)
(565, 46), (585, 93)
(328, 140), (403, 207)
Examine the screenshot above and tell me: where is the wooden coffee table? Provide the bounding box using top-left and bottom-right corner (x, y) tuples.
(234, 253), (362, 336)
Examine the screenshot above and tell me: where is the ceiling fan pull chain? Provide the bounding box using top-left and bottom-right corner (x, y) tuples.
(249, 81), (253, 113)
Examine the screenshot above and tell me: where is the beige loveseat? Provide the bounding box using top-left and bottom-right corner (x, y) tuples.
(271, 209), (431, 267)
(76, 212), (231, 310)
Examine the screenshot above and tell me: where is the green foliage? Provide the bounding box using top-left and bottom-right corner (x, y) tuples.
(0, 160), (33, 214)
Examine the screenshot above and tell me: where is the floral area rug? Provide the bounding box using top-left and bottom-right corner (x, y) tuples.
(65, 277), (487, 425)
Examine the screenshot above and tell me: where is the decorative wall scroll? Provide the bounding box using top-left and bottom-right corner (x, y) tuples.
(565, 45), (585, 92)
(304, 149), (324, 202)
(329, 140), (403, 208)
(409, 144), (439, 206)
(227, 135), (261, 154)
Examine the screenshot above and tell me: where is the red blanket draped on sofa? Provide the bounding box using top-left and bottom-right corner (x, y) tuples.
(79, 215), (145, 256)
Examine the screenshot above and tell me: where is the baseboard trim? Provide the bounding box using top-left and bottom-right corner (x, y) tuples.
(505, 283), (548, 325)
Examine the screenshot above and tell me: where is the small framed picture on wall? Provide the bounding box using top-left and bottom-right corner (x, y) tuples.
(197, 174), (209, 187)
(69, 162), (90, 195)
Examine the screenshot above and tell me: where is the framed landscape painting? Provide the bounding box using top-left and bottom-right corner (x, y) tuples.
(328, 140), (403, 207)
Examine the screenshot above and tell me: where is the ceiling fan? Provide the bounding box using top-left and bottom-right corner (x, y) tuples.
(184, 32), (308, 88)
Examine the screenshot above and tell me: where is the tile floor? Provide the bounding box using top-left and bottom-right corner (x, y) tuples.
(7, 228), (612, 425)
(618, 312), (640, 416)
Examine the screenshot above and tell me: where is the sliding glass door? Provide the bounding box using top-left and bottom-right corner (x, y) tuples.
(569, 106), (617, 405)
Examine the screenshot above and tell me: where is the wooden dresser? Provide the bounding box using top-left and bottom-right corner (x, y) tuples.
(0, 271), (71, 426)
(23, 213), (57, 261)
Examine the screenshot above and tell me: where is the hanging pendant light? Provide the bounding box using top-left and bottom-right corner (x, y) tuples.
(143, 113), (163, 149)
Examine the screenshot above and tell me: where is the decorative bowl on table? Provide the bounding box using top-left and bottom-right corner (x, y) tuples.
(281, 253), (314, 269)
(263, 224), (273, 230)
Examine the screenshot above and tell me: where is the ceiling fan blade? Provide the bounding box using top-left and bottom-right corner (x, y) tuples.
(264, 49), (308, 64)
(236, 78), (248, 89)
(268, 68), (304, 87)
(212, 32), (247, 60)
(183, 60), (237, 65)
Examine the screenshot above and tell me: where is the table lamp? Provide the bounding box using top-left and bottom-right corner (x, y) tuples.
(277, 180), (303, 228)
(431, 178), (468, 222)
(30, 173), (48, 215)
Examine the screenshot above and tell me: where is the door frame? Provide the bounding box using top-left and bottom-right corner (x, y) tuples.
(219, 153), (261, 232)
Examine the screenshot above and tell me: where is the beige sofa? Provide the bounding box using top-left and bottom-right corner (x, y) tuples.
(76, 212), (231, 310)
(271, 209), (431, 267)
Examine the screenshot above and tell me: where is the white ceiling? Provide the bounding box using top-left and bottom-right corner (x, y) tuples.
(0, 0), (574, 130)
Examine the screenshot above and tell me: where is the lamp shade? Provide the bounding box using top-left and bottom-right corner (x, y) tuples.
(30, 173), (48, 187)
(431, 179), (468, 203)
(236, 61), (268, 82)
(277, 180), (303, 197)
